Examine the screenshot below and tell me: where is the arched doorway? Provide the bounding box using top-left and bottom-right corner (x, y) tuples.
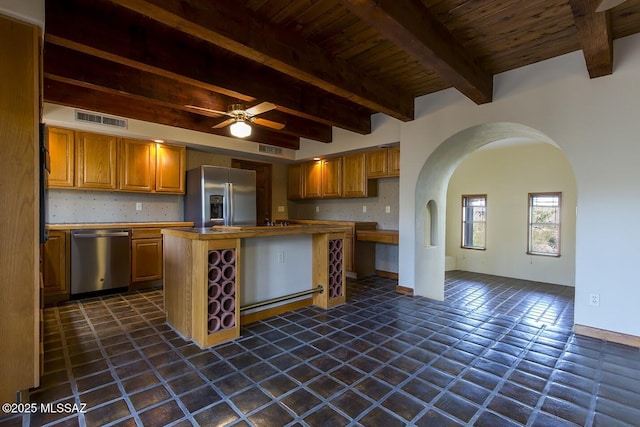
(413, 122), (576, 300)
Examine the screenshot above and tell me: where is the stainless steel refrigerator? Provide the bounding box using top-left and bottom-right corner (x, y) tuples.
(184, 165), (257, 227)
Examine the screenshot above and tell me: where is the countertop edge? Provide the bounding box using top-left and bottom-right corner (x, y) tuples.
(47, 222), (194, 230)
(162, 225), (352, 240)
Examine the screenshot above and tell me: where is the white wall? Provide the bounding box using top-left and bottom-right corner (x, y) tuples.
(445, 143), (577, 286)
(396, 34), (640, 338)
(297, 33), (640, 338)
(0, 0), (44, 27)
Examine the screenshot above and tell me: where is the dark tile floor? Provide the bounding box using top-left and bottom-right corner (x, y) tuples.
(2, 271), (640, 426)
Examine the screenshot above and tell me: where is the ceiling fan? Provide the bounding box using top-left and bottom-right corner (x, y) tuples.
(595, 0), (628, 12)
(186, 102), (285, 138)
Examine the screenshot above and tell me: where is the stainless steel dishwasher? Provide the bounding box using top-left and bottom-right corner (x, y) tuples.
(71, 229), (131, 295)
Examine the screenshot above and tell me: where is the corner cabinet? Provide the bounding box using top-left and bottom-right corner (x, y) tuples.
(76, 132), (118, 190)
(366, 147), (400, 179)
(387, 146), (400, 176)
(343, 152), (377, 198)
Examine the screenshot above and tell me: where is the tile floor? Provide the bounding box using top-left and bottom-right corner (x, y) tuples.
(1, 271), (639, 426)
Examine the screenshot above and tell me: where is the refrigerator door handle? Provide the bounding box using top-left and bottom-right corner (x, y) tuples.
(223, 182), (229, 226)
(227, 182), (234, 226)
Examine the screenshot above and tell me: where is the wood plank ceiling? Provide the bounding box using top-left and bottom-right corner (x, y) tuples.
(43, 0), (640, 150)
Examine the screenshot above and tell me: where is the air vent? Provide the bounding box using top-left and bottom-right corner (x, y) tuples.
(258, 144), (283, 156)
(75, 110), (128, 129)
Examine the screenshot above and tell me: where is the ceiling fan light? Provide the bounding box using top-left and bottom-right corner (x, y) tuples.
(230, 120), (251, 138)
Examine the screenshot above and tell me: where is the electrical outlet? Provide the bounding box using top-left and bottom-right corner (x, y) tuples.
(315, 206), (320, 213)
(362, 205), (367, 213)
(385, 205), (391, 213)
(589, 293), (600, 306)
(278, 251), (285, 263)
(277, 205), (285, 212)
(135, 202), (142, 211)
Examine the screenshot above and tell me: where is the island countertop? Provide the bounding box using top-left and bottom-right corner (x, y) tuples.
(162, 224), (351, 240)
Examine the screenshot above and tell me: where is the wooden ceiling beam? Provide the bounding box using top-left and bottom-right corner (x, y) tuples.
(107, 0), (415, 121)
(44, 78), (301, 150)
(43, 43), (332, 143)
(45, 0), (371, 136)
(569, 0), (614, 78)
(339, 0), (493, 105)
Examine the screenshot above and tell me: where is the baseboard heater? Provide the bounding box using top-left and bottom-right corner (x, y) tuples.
(240, 285), (323, 312)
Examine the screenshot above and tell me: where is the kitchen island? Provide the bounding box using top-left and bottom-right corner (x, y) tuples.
(162, 224), (349, 348)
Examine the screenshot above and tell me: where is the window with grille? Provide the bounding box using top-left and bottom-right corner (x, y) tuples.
(528, 192), (561, 256)
(461, 195), (486, 250)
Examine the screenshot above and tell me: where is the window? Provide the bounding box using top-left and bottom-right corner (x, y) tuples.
(528, 193), (561, 256)
(462, 195), (486, 249)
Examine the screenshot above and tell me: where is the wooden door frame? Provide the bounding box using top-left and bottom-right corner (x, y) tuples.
(231, 158), (272, 224)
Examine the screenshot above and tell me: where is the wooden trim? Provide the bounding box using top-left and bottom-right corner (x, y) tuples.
(395, 285), (414, 296)
(240, 298), (312, 326)
(574, 324), (640, 348)
(357, 229), (399, 245)
(376, 270), (398, 280)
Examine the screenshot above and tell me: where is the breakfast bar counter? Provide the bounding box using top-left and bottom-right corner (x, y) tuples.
(162, 225), (349, 347)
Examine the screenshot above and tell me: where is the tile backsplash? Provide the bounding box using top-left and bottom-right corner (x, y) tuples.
(291, 177), (399, 229)
(48, 190), (183, 224)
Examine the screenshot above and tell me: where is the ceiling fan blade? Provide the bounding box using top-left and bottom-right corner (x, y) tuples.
(253, 117), (286, 130)
(595, 0), (627, 12)
(185, 105), (229, 116)
(212, 118), (235, 129)
(246, 102), (276, 116)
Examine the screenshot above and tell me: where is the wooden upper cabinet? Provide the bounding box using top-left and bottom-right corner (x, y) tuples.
(343, 152), (376, 198)
(76, 131), (118, 189)
(387, 146), (400, 176)
(287, 163), (303, 200)
(367, 147), (400, 178)
(47, 127), (75, 188)
(119, 139), (155, 192)
(303, 160), (322, 199)
(156, 143), (185, 193)
(366, 149), (388, 178)
(322, 157), (343, 198)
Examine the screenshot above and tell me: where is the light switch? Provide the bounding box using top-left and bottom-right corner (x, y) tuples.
(385, 205), (391, 213)
(277, 205), (285, 212)
(136, 202), (142, 211)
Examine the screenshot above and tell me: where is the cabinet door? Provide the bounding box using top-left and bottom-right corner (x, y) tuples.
(287, 163), (303, 200)
(322, 157), (343, 198)
(132, 237), (163, 282)
(366, 149), (388, 178)
(47, 127), (75, 188)
(387, 146), (400, 176)
(343, 152), (367, 198)
(42, 230), (69, 299)
(120, 139), (155, 192)
(156, 143), (185, 193)
(76, 132), (118, 189)
(303, 160), (322, 199)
